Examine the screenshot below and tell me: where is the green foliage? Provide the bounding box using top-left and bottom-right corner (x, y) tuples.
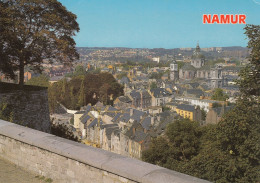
(45, 178), (53, 183)
(150, 82), (157, 89)
(212, 102), (222, 108)
(26, 74), (49, 87)
(0, 0), (79, 85)
(77, 79), (85, 107)
(236, 25), (260, 98)
(177, 61), (185, 70)
(0, 103), (13, 122)
(142, 136), (170, 166)
(116, 72), (127, 79)
(143, 119), (202, 171)
(149, 72), (164, 79)
(66, 65), (86, 77)
(165, 119), (201, 161)
(201, 108), (206, 121)
(74, 65), (86, 76)
(48, 72), (123, 111)
(51, 123), (78, 142)
(205, 58), (225, 66)
(162, 106), (170, 112)
(211, 88), (229, 101)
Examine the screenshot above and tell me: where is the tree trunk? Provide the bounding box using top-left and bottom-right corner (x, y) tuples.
(19, 60), (24, 87)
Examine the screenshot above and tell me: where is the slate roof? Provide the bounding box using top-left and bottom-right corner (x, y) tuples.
(150, 88), (171, 98)
(112, 113), (123, 123)
(75, 111), (85, 114)
(118, 113), (131, 123)
(136, 76), (149, 81)
(186, 89), (204, 97)
(117, 96), (131, 103)
(88, 118), (103, 129)
(130, 90), (140, 99)
(112, 108), (147, 124)
(181, 64), (196, 71)
(80, 104), (92, 112)
(186, 82), (200, 89)
(130, 90), (151, 99)
(132, 131), (147, 143)
(120, 76), (130, 84)
(199, 84), (210, 91)
(131, 109), (146, 123)
(198, 65), (211, 70)
(141, 117), (151, 130)
(104, 106), (118, 117)
(81, 115), (92, 124)
(176, 104), (196, 112)
(95, 101), (104, 108)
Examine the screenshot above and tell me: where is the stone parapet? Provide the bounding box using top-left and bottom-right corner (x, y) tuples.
(0, 119), (210, 183)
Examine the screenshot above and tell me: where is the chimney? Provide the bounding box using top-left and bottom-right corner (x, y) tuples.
(151, 117), (154, 126)
(140, 91), (143, 108)
(157, 115), (161, 122)
(130, 108), (134, 116)
(133, 127), (136, 135)
(140, 115), (143, 120)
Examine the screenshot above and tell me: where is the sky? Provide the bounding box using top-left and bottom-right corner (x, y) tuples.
(59, 0), (260, 48)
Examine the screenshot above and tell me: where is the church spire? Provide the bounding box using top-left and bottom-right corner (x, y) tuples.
(195, 41), (200, 53)
(193, 41), (201, 56)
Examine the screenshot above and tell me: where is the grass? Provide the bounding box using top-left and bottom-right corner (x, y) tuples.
(35, 175), (53, 182)
(45, 178), (53, 183)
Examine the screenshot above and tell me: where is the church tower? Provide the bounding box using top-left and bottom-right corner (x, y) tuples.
(209, 65), (224, 89)
(191, 42), (205, 68)
(170, 55), (179, 82)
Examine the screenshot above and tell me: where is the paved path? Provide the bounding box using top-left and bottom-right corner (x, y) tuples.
(0, 157), (52, 183)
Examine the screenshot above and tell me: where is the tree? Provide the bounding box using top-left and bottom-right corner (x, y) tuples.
(0, 0), (79, 86)
(73, 65), (86, 77)
(51, 123), (78, 142)
(177, 61), (185, 70)
(237, 25), (260, 98)
(0, 103), (13, 122)
(150, 82), (157, 89)
(142, 137), (170, 167)
(48, 72), (123, 111)
(77, 79), (85, 107)
(201, 109), (206, 121)
(166, 119), (201, 161)
(143, 119), (202, 172)
(211, 88), (229, 101)
(190, 25), (260, 182)
(116, 72), (127, 79)
(25, 74), (49, 87)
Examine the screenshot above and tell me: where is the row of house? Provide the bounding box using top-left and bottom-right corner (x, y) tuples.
(114, 88), (174, 110)
(73, 103), (159, 159)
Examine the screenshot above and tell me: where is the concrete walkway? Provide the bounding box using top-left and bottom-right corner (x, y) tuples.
(0, 157), (52, 183)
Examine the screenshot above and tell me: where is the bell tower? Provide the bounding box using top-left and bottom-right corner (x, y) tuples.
(191, 41), (205, 68)
(170, 54), (179, 82)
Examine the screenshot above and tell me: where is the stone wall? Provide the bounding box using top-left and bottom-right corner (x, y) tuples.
(0, 86), (50, 132)
(0, 119), (210, 183)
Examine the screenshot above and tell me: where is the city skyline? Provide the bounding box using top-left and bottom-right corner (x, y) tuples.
(60, 0), (260, 48)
